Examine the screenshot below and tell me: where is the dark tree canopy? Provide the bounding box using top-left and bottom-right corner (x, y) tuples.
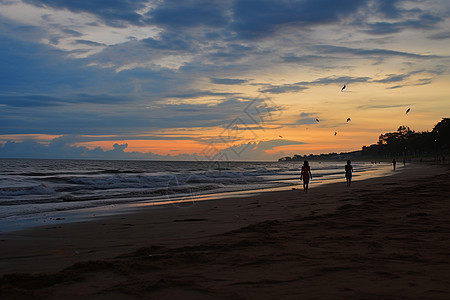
(362, 118), (449, 157)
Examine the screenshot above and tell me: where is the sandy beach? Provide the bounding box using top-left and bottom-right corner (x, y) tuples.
(1, 163), (450, 299)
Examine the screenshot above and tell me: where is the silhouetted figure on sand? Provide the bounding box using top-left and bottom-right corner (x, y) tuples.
(345, 160), (353, 187)
(300, 161), (312, 192)
(392, 158), (397, 171)
(403, 158), (406, 167)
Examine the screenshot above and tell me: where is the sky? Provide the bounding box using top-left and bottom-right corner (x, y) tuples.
(0, 0), (449, 161)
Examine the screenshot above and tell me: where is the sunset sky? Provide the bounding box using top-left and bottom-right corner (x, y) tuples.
(1, 0), (449, 160)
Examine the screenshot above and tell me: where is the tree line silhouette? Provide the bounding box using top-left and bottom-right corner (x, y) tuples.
(361, 118), (449, 158)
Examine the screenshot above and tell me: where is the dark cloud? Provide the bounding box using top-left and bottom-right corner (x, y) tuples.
(165, 90), (239, 99)
(364, 21), (404, 35)
(315, 45), (441, 59)
(14, 93), (120, 107)
(210, 78), (249, 85)
(281, 54), (331, 63)
(311, 76), (371, 85)
(197, 42), (259, 64)
(371, 0), (404, 18)
(75, 39), (106, 47)
(374, 73), (409, 83)
(260, 85), (308, 94)
(71, 93), (129, 104)
(230, 0), (370, 39)
(146, 0), (229, 29)
(0, 95), (282, 135)
(365, 14), (442, 35)
(20, 0), (445, 42)
(0, 35), (104, 94)
(0, 19), (45, 43)
(142, 31), (194, 51)
(24, 0), (147, 27)
(259, 75), (371, 94)
(373, 70), (443, 87)
(428, 31), (450, 40)
(260, 67), (443, 94)
(0, 94), (63, 107)
(62, 28), (83, 37)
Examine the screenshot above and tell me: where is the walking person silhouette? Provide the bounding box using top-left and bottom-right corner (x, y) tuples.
(345, 160), (353, 187)
(300, 161), (312, 192)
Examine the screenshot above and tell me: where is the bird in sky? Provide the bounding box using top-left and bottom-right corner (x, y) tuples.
(341, 85), (346, 92)
(347, 118), (351, 122)
(316, 118), (319, 122)
(334, 131), (337, 136)
(279, 135), (283, 138)
(406, 108), (411, 114)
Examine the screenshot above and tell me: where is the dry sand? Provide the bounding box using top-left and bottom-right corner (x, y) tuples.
(1, 163), (450, 299)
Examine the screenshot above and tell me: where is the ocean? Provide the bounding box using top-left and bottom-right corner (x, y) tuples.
(0, 159), (392, 232)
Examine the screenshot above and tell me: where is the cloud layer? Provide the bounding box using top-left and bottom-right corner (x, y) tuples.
(1, 0), (449, 159)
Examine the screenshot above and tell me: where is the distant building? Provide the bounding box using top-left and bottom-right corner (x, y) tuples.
(278, 156), (292, 162)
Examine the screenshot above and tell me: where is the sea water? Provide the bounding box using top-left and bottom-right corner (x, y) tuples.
(0, 159), (392, 232)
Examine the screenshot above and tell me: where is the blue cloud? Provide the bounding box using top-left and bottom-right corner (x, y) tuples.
(75, 39), (106, 47)
(147, 0), (229, 28)
(142, 31), (195, 51)
(428, 31), (450, 40)
(0, 95), (282, 135)
(371, 0), (404, 18)
(259, 75), (371, 94)
(0, 35), (117, 95)
(210, 78), (249, 85)
(0, 94), (63, 107)
(365, 14), (442, 35)
(315, 45), (441, 59)
(164, 90), (239, 99)
(62, 29), (83, 37)
(230, 0), (370, 39)
(24, 0), (147, 27)
(260, 85), (308, 94)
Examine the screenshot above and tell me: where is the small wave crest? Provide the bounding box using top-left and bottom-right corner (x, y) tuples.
(0, 183), (54, 196)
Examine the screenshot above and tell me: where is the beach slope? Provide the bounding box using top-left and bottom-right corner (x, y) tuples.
(1, 164), (450, 299)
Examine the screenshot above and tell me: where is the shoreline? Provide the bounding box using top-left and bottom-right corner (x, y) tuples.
(0, 161), (394, 233)
(1, 163), (449, 298)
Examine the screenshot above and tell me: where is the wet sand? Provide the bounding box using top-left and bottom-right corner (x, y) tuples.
(1, 163), (450, 299)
